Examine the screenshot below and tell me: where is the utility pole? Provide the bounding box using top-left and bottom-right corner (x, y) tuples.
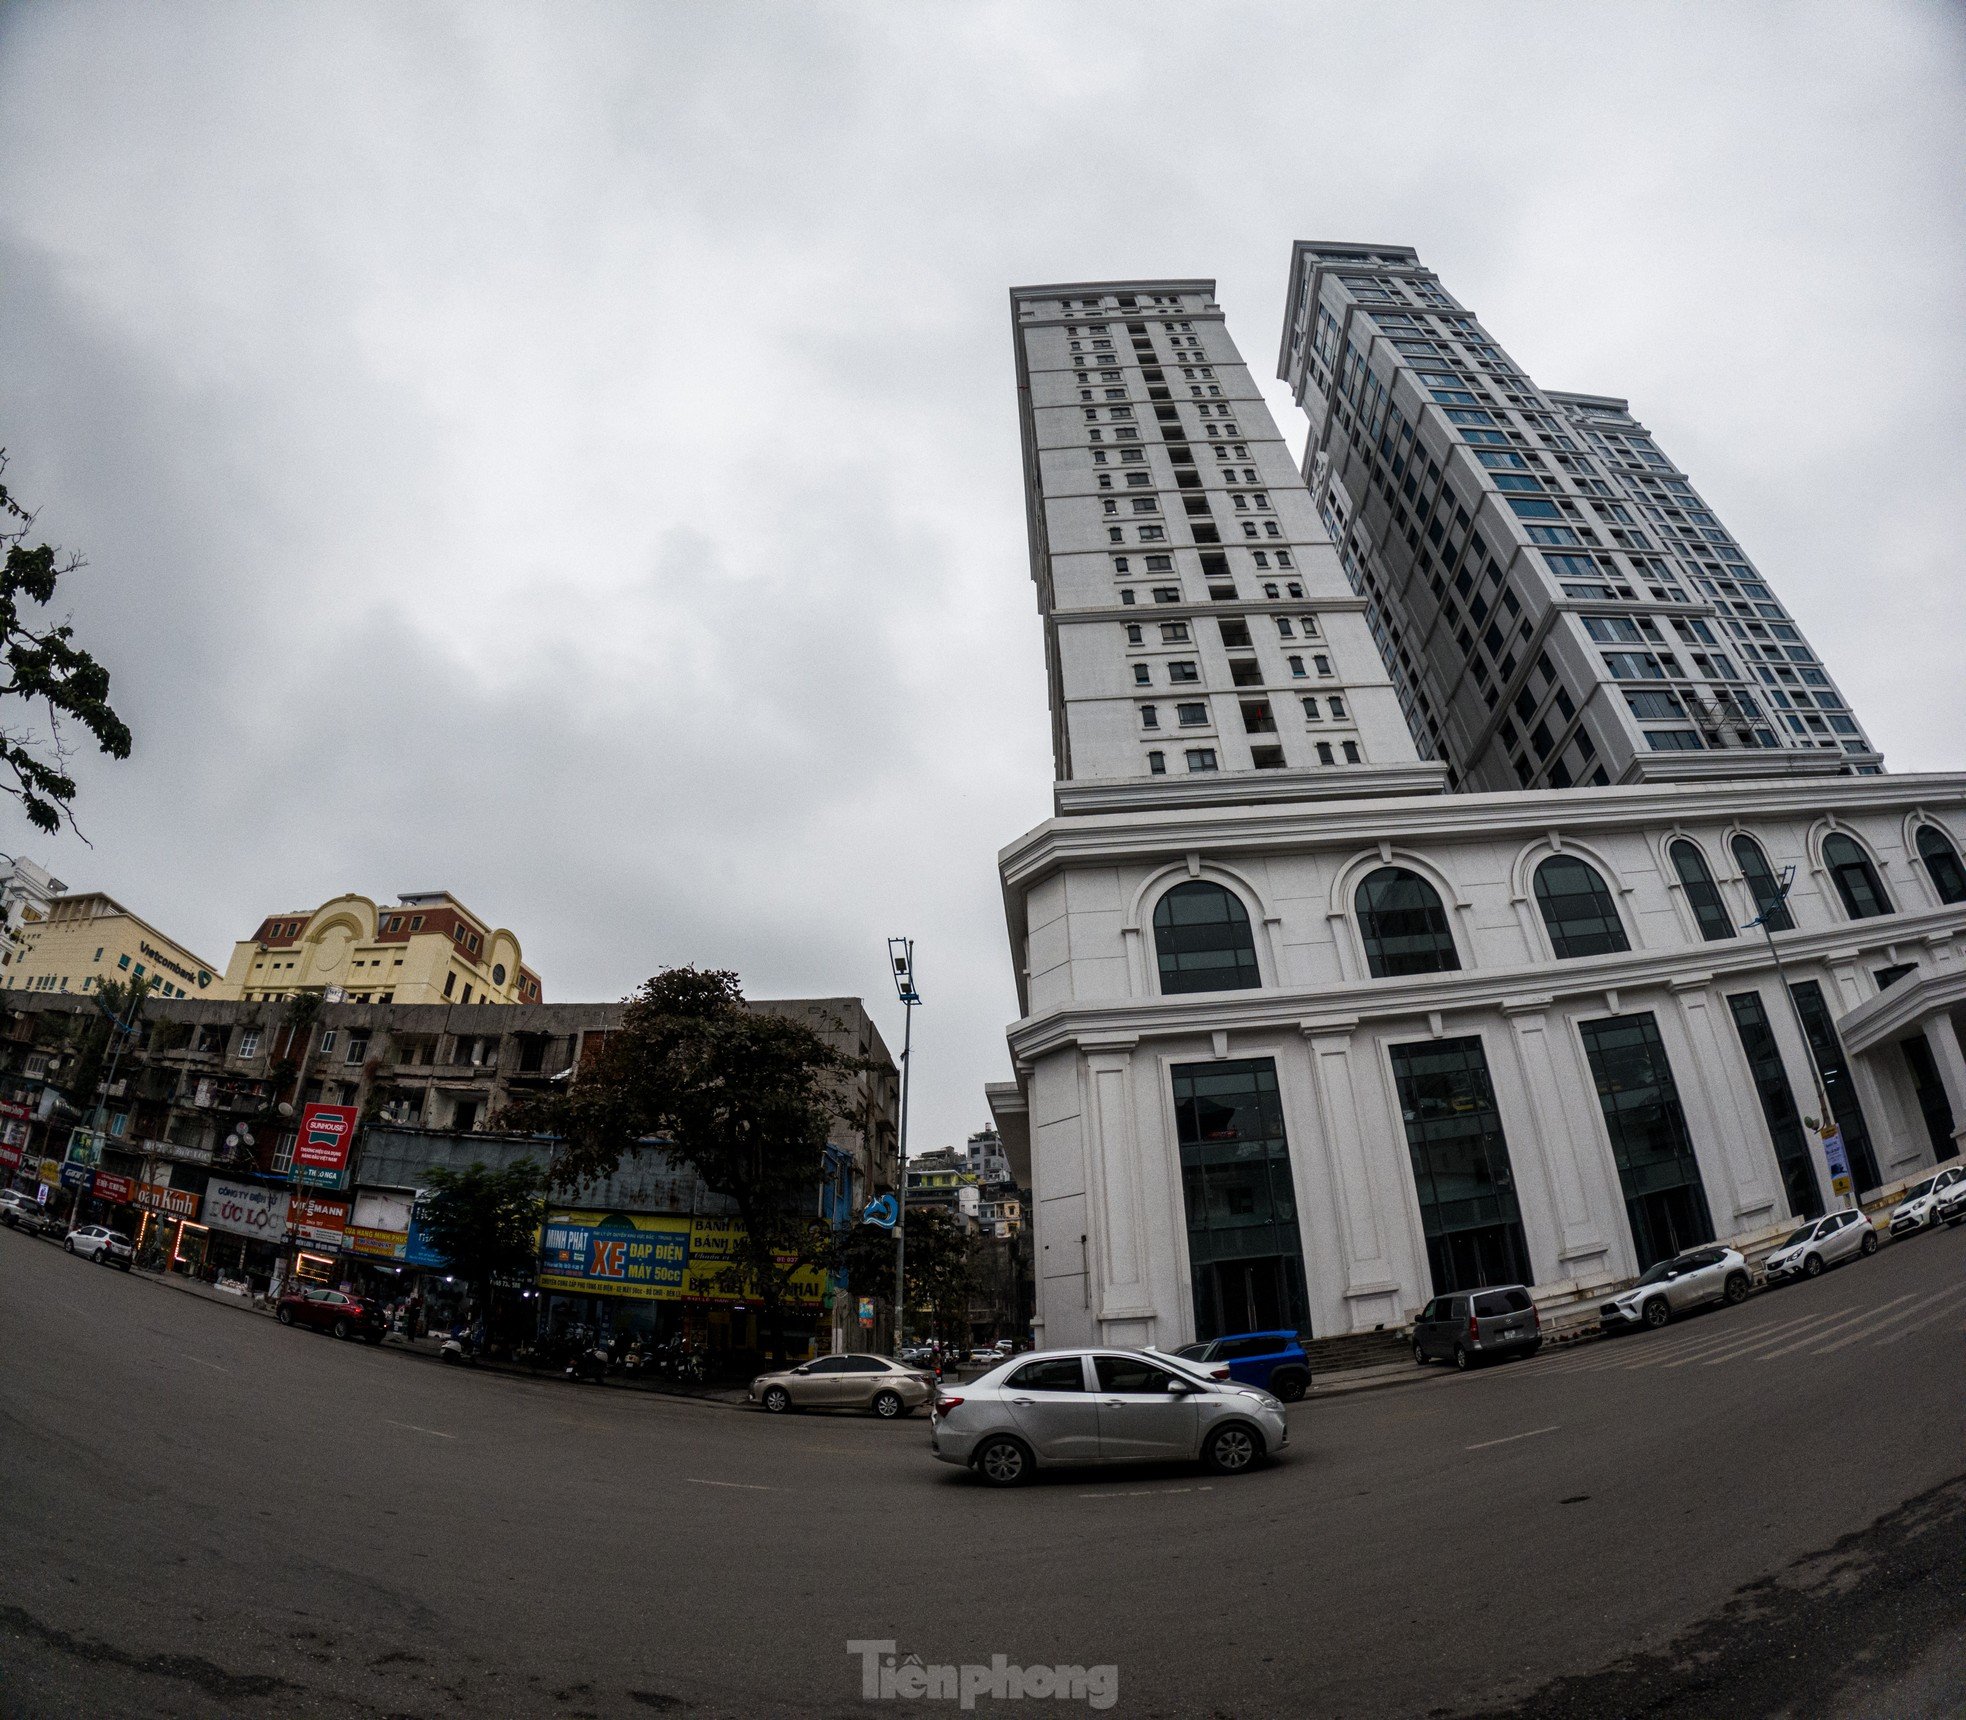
(887, 939), (919, 1356)
(77, 977), (148, 1227)
(1744, 865), (1847, 1209)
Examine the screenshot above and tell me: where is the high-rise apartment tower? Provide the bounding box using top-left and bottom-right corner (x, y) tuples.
(1278, 243), (1880, 794)
(1011, 278), (1446, 813)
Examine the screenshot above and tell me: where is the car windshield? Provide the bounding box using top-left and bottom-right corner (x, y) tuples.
(1780, 1225), (1816, 1247)
(1173, 1343), (1211, 1359)
(1905, 1177), (1937, 1200)
(1633, 1260), (1680, 1287)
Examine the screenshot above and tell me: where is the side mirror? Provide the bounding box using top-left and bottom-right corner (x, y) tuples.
(1166, 1377), (1196, 1395)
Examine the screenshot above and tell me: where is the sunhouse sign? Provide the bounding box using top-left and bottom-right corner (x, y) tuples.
(538, 1211), (827, 1307)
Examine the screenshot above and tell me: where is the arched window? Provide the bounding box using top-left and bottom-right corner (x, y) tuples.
(1153, 881), (1261, 994)
(1533, 854), (1630, 959)
(1355, 867), (1461, 978)
(1822, 833), (1892, 920)
(1915, 824), (1966, 906)
(1668, 840), (1735, 943)
(1731, 834), (1794, 931)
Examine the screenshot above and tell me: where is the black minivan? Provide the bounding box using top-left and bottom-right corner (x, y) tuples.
(1412, 1285), (1542, 1369)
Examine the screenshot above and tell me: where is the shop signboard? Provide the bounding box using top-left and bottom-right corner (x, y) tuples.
(403, 1193), (449, 1270)
(202, 1178), (291, 1241)
(347, 1189), (413, 1260)
(38, 1157), (64, 1189)
(538, 1210), (691, 1301)
(91, 1171), (136, 1205)
(0, 1137), (20, 1171)
(294, 1105), (358, 1174)
(138, 1179), (201, 1218)
(0, 1100), (31, 1121)
(59, 1160), (92, 1191)
(288, 1191), (351, 1250)
(683, 1216), (828, 1309)
(65, 1128), (103, 1170)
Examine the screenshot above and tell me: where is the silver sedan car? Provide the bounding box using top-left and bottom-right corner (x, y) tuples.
(929, 1348), (1288, 1486)
(749, 1353), (936, 1417)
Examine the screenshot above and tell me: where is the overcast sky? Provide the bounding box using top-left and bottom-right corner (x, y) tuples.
(1, 1), (1961, 1156)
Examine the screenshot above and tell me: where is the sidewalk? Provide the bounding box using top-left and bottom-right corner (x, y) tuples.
(127, 1262), (753, 1406)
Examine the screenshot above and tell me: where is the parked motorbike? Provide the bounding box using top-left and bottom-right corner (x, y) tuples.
(564, 1343), (610, 1385)
(439, 1329), (477, 1366)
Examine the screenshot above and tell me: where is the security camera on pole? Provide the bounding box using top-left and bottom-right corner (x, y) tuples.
(887, 938), (919, 1355)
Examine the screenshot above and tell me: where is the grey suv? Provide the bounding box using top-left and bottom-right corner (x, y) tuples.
(1412, 1286), (1542, 1369)
(929, 1349), (1288, 1485)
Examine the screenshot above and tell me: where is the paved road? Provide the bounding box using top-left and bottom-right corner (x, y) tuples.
(1, 1220), (1961, 1719)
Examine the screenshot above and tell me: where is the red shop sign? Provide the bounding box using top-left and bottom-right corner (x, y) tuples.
(294, 1105), (359, 1173)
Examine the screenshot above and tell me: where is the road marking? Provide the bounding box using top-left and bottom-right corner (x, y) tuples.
(180, 1354), (230, 1374)
(1873, 1292), (1966, 1346)
(1075, 1486), (1214, 1498)
(1674, 1309), (1853, 1367)
(685, 1478), (771, 1491)
(1755, 1293), (1920, 1361)
(1465, 1424), (1560, 1452)
(385, 1420), (457, 1439)
(1809, 1286), (1966, 1353)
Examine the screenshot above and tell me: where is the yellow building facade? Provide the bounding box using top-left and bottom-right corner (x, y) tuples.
(216, 891), (541, 1007)
(0, 893), (221, 1001)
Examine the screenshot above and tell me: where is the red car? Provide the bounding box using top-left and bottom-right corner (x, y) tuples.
(276, 1286), (386, 1343)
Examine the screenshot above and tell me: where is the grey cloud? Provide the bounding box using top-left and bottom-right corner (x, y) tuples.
(0, 0), (1960, 1150)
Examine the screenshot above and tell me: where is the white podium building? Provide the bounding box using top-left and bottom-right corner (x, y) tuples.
(989, 272), (1966, 1351)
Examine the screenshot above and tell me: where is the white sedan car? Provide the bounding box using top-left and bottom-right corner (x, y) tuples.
(64, 1224), (135, 1269)
(1887, 1166), (1966, 1238)
(1763, 1208), (1878, 1282)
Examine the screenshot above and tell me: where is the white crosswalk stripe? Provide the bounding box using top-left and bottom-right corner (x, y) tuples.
(1754, 1293), (1922, 1361)
(1514, 1277), (1962, 1376)
(1806, 1285), (1966, 1353)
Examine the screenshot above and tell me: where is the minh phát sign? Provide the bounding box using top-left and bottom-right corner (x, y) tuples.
(538, 1211), (691, 1301)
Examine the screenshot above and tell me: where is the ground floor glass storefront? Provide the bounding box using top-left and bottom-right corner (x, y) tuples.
(1170, 1058), (1311, 1341)
(1579, 1013), (1716, 1270)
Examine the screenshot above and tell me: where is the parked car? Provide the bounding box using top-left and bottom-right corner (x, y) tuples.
(1764, 1209), (1879, 1281)
(63, 1224), (134, 1269)
(0, 1189), (53, 1235)
(1887, 1167), (1966, 1238)
(1936, 1178), (1966, 1228)
(275, 1286), (386, 1342)
(749, 1353), (936, 1417)
(1600, 1246), (1751, 1331)
(1411, 1286), (1542, 1368)
(1172, 1330), (1313, 1399)
(929, 1348), (1288, 1485)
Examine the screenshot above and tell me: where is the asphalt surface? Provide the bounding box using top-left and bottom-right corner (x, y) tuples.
(1, 1220), (1962, 1720)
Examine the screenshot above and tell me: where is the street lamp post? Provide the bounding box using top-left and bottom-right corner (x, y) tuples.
(1744, 865), (1848, 1210)
(887, 938), (919, 1356)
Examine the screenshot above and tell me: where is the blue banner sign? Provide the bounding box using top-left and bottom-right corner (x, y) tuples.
(538, 1211), (691, 1301)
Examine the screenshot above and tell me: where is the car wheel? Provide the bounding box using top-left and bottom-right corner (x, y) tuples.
(1453, 1344), (1473, 1371)
(974, 1435), (1033, 1487)
(1642, 1298), (1671, 1330)
(332, 1317), (352, 1340)
(1860, 1230), (1879, 1256)
(1723, 1273), (1750, 1306)
(872, 1390), (904, 1419)
(1271, 1368), (1308, 1402)
(1412, 1340), (1427, 1367)
(1203, 1423), (1262, 1475)
(1803, 1253), (1824, 1279)
(762, 1386), (792, 1414)
(64, 1239), (75, 1254)
(277, 1306), (295, 1326)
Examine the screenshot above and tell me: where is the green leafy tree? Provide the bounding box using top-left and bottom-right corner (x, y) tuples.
(906, 1206), (978, 1350)
(418, 1158), (547, 1316)
(511, 967), (862, 1362)
(0, 455), (132, 832)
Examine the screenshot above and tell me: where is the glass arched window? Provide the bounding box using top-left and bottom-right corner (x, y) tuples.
(1355, 867), (1460, 978)
(1668, 840), (1735, 943)
(1731, 834), (1793, 931)
(1153, 881), (1261, 994)
(1534, 855), (1630, 959)
(1822, 833), (1892, 920)
(1916, 824), (1966, 905)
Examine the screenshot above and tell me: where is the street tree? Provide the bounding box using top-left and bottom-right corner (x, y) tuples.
(418, 1158), (547, 1324)
(511, 967), (864, 1362)
(902, 1205), (977, 1351)
(0, 455), (132, 833)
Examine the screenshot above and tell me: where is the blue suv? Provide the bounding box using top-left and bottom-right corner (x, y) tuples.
(1172, 1330), (1311, 1401)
